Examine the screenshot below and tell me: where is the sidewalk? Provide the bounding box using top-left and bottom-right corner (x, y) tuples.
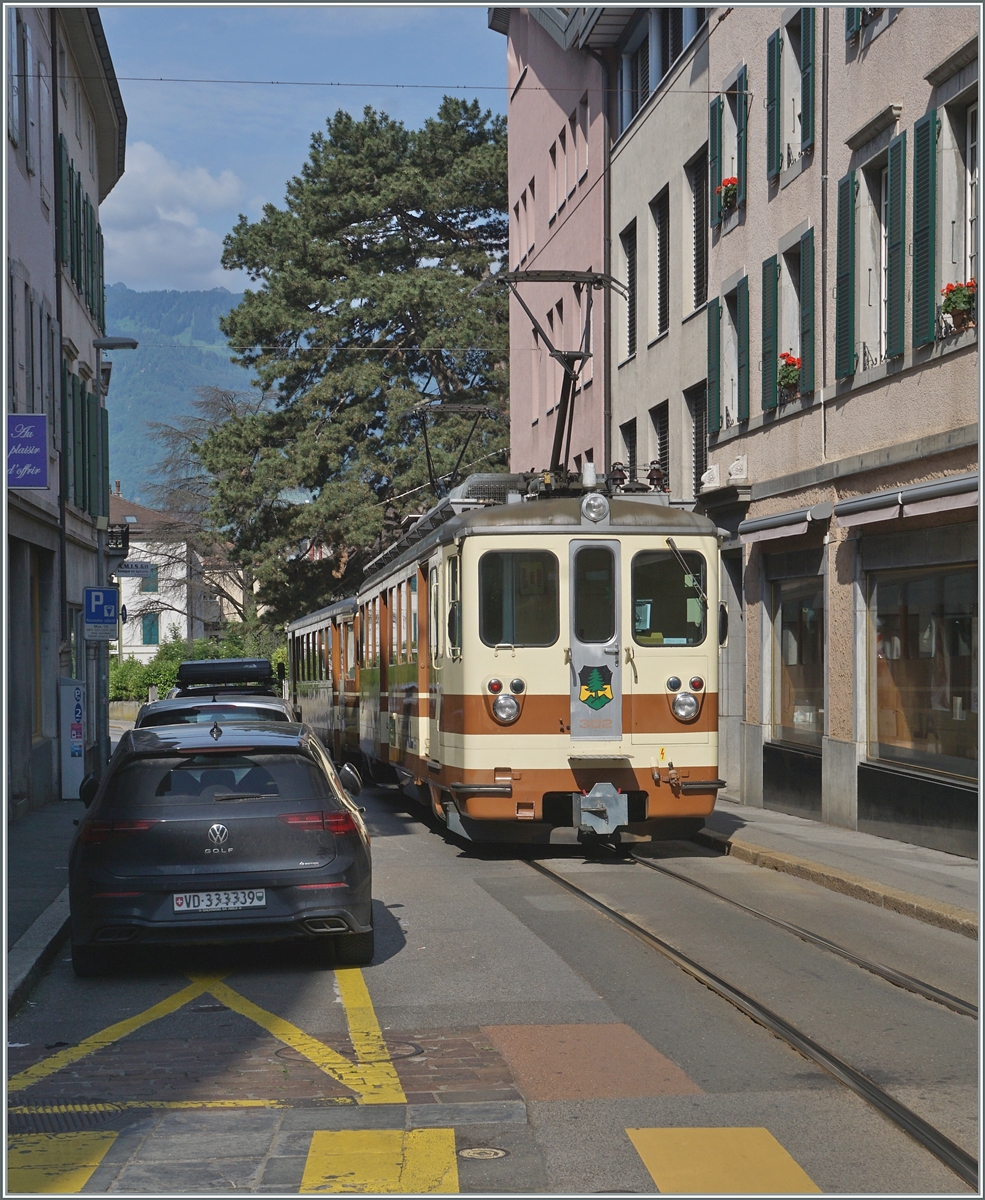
(699, 797), (979, 937)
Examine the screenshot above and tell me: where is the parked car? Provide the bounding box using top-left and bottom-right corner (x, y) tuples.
(136, 658), (298, 728)
(70, 722), (369, 976)
(135, 696), (297, 729)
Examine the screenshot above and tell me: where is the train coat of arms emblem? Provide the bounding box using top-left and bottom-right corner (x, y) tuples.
(578, 664), (613, 710)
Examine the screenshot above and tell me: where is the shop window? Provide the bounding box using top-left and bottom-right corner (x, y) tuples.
(773, 578), (824, 749)
(479, 551), (558, 648)
(142, 613), (160, 646)
(869, 566), (977, 780)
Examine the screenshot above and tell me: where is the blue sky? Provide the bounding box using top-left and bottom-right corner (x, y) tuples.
(98, 5), (507, 292)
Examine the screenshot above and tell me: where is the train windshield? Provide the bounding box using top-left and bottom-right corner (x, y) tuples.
(632, 551), (707, 646)
(479, 551), (559, 647)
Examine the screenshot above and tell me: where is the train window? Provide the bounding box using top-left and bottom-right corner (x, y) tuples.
(346, 622), (356, 680)
(391, 588), (398, 665)
(448, 557), (462, 656)
(373, 596), (380, 666)
(411, 575), (419, 661)
(632, 551), (707, 646)
(401, 581), (409, 661)
(479, 551), (559, 647)
(574, 546), (615, 643)
(429, 566), (440, 664)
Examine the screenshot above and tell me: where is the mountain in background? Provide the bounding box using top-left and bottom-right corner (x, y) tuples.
(104, 283), (254, 504)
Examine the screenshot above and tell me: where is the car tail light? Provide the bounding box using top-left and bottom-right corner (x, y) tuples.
(297, 882), (347, 890)
(278, 811), (356, 834)
(80, 820), (158, 844)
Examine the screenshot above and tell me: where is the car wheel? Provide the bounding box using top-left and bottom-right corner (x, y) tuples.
(334, 929), (375, 966)
(71, 943), (113, 977)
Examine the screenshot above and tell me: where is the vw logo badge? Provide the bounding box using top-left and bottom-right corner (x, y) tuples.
(208, 823), (229, 846)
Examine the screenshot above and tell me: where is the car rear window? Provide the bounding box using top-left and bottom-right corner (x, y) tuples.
(104, 753), (334, 806)
(138, 705), (289, 728)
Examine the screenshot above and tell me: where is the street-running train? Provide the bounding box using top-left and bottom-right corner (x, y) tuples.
(286, 473), (726, 846)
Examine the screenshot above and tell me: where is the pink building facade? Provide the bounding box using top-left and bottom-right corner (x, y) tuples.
(490, 9), (608, 474)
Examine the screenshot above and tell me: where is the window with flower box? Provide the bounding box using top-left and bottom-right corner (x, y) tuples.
(709, 65), (747, 227)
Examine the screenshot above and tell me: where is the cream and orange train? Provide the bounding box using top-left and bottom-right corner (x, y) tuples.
(287, 473), (727, 846)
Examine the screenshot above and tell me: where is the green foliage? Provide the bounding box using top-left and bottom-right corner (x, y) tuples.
(108, 622), (287, 700)
(104, 284), (250, 504)
(211, 97), (510, 624)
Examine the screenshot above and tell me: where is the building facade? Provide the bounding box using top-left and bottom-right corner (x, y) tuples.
(490, 8), (608, 474)
(7, 7), (126, 814)
(492, 7), (979, 855)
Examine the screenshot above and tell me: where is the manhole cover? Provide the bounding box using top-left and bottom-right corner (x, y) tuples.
(458, 1147), (509, 1160)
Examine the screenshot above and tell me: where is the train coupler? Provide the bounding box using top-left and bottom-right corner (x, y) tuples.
(572, 783), (628, 836)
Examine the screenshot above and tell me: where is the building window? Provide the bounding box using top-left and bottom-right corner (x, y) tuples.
(720, 276), (749, 426)
(650, 188), (670, 339)
(142, 613), (160, 646)
(650, 402), (670, 492)
(620, 417), (638, 482)
(869, 566), (977, 780)
(967, 102), (978, 282)
(687, 382), (708, 497)
(689, 149), (708, 308)
(767, 10), (815, 178)
(773, 578), (824, 749)
(857, 135), (905, 367)
(140, 565), (159, 593)
(621, 221), (637, 358)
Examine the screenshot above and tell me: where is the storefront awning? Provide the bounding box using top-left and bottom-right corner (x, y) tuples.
(834, 472), (979, 528)
(738, 502), (832, 545)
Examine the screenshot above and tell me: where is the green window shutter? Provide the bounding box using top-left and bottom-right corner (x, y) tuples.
(707, 298), (721, 432)
(72, 168), (80, 286)
(737, 275), (749, 420)
(846, 7), (861, 39)
(60, 359), (71, 498)
(886, 131), (906, 357)
(736, 66), (748, 205)
(799, 228), (815, 393)
(766, 30), (781, 180)
(801, 9), (815, 152)
(835, 171), (856, 376)
(58, 135), (70, 264)
(709, 96), (723, 226)
(87, 391), (99, 516)
(72, 375), (84, 507)
(912, 110), (937, 347)
(100, 406), (110, 518)
(761, 255), (778, 410)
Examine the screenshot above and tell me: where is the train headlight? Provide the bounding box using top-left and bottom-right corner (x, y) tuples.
(581, 493), (609, 523)
(671, 691), (700, 721)
(492, 694), (521, 724)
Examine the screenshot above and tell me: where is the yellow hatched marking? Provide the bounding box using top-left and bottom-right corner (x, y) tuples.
(7, 1131), (118, 1194)
(300, 1129), (458, 1194)
(204, 976), (407, 1105)
(627, 1127), (821, 1194)
(334, 969), (406, 1102)
(7, 978), (216, 1092)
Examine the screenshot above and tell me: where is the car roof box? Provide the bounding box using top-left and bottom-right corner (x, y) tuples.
(175, 658), (273, 687)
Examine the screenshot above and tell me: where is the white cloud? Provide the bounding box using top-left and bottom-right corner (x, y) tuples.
(99, 142), (249, 291)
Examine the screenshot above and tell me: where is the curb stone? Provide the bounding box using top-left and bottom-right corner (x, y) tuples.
(7, 886), (71, 1015)
(693, 829), (978, 939)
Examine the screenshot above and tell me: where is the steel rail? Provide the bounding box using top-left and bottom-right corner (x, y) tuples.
(630, 852), (977, 1018)
(527, 859), (979, 1191)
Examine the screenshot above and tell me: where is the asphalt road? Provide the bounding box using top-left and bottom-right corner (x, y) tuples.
(7, 784), (978, 1194)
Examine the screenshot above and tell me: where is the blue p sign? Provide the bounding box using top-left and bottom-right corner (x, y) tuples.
(84, 586), (119, 624)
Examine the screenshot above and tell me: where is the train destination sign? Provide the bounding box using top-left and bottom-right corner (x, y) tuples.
(7, 414), (49, 489)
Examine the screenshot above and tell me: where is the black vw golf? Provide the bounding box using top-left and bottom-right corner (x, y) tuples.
(69, 722), (372, 976)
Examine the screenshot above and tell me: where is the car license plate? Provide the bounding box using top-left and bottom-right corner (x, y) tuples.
(173, 889), (266, 913)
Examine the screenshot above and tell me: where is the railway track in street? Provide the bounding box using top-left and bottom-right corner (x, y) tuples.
(630, 851), (978, 1019)
(527, 857), (979, 1191)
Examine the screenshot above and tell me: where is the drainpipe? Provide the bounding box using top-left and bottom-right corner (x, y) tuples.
(819, 6), (829, 461)
(51, 9), (67, 652)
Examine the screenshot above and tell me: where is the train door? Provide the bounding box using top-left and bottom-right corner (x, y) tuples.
(569, 540), (622, 741)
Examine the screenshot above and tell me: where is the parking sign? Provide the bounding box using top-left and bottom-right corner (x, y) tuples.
(84, 586), (119, 641)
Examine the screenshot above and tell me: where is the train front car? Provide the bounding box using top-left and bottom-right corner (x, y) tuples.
(406, 483), (724, 847)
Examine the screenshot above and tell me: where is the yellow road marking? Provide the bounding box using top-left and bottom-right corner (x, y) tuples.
(300, 1129), (459, 1194)
(202, 975), (407, 1105)
(7, 978), (216, 1093)
(627, 1127), (821, 1194)
(7, 1132), (118, 1194)
(11, 1099), (356, 1114)
(334, 969), (406, 1103)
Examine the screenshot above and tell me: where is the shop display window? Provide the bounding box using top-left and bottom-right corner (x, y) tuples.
(869, 566), (978, 779)
(773, 578), (824, 748)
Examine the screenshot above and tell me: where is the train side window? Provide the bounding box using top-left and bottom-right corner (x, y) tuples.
(429, 566), (440, 664)
(346, 621), (356, 679)
(448, 557), (462, 657)
(574, 546), (615, 643)
(390, 588), (398, 665)
(479, 551), (559, 647)
(411, 574), (419, 661)
(632, 550), (707, 646)
(373, 596), (380, 666)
